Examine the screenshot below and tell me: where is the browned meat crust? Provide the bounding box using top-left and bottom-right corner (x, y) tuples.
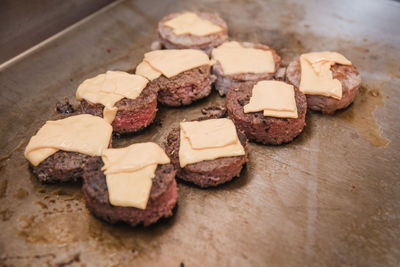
(150, 65), (215, 107)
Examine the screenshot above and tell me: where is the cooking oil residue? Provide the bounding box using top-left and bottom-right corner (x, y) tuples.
(337, 85), (389, 147)
(18, 212), (89, 244)
(15, 188), (29, 199)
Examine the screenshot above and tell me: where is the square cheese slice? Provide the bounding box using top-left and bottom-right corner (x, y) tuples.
(106, 164), (156, 209)
(24, 114), (113, 166)
(299, 51), (352, 100)
(180, 118), (238, 149)
(163, 12), (222, 36)
(143, 49), (211, 78)
(102, 142), (170, 175)
(179, 119), (245, 167)
(101, 142), (171, 210)
(76, 71), (148, 108)
(244, 80), (298, 119)
(211, 41), (275, 75)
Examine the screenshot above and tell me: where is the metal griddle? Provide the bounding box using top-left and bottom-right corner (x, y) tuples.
(0, 0), (399, 266)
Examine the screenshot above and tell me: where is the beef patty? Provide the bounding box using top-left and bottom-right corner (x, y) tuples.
(212, 42), (282, 96)
(165, 124), (248, 188)
(158, 12), (228, 55)
(286, 58), (361, 114)
(226, 82), (307, 145)
(80, 85), (158, 134)
(31, 151), (92, 183)
(82, 157), (178, 227)
(151, 64), (215, 107)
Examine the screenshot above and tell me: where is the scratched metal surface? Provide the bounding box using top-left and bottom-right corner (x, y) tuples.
(0, 0), (399, 266)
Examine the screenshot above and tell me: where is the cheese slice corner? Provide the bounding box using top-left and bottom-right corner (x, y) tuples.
(136, 60), (162, 81)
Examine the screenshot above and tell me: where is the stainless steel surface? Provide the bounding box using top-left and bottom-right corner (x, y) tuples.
(0, 0), (399, 266)
(0, 0), (114, 64)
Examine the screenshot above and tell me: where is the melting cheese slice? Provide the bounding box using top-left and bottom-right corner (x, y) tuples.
(24, 114), (112, 166)
(244, 80), (298, 119)
(299, 51), (352, 100)
(136, 49), (211, 80)
(180, 118), (238, 149)
(136, 61), (162, 81)
(106, 164), (156, 210)
(102, 142), (170, 175)
(211, 41), (275, 75)
(164, 12), (222, 36)
(179, 119), (245, 167)
(76, 71), (148, 123)
(101, 142), (170, 209)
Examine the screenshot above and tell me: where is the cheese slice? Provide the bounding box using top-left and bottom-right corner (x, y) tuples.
(101, 142), (170, 209)
(141, 49), (211, 78)
(211, 41), (275, 75)
(179, 119), (245, 167)
(76, 71), (148, 122)
(101, 142), (170, 175)
(106, 164), (156, 209)
(299, 51), (352, 100)
(180, 118), (238, 149)
(263, 109), (298, 119)
(244, 81), (298, 118)
(136, 61), (162, 81)
(24, 114), (112, 166)
(163, 12), (222, 36)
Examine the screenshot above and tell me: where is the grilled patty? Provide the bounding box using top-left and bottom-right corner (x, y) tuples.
(165, 123), (248, 188)
(286, 58), (361, 114)
(212, 42), (282, 96)
(158, 11), (228, 55)
(80, 84), (158, 134)
(226, 81), (307, 145)
(150, 65), (215, 107)
(82, 157), (178, 227)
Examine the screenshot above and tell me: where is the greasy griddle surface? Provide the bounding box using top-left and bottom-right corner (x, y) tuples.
(0, 0), (399, 266)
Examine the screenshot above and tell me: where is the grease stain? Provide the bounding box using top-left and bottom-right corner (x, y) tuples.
(337, 85), (389, 147)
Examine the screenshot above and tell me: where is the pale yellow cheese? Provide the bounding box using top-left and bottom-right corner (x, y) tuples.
(179, 119), (245, 167)
(180, 118), (238, 149)
(24, 114), (112, 166)
(101, 142), (170, 175)
(103, 106), (118, 124)
(301, 51), (352, 66)
(299, 51), (352, 100)
(244, 81), (298, 119)
(211, 41), (275, 75)
(106, 164), (156, 209)
(76, 71), (148, 122)
(136, 61), (161, 81)
(263, 109), (298, 119)
(142, 49), (211, 78)
(101, 142), (170, 210)
(164, 12), (222, 36)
